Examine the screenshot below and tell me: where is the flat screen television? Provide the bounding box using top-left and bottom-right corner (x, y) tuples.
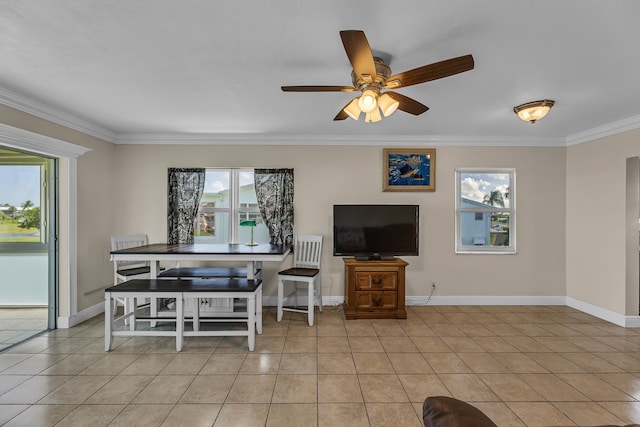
(333, 204), (419, 260)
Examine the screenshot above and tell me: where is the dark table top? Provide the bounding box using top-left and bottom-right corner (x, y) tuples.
(105, 278), (263, 293)
(110, 243), (290, 256)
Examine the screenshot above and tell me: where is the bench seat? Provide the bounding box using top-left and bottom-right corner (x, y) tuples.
(157, 267), (261, 279)
(105, 278), (262, 292)
(104, 278), (263, 352)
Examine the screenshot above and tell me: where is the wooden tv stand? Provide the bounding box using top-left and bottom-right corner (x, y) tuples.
(343, 258), (408, 320)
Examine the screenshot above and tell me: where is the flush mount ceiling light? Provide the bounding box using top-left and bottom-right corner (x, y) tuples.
(514, 99), (555, 124)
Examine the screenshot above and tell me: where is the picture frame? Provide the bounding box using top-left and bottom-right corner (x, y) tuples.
(383, 148), (436, 192)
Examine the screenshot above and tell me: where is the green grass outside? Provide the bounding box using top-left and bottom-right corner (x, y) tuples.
(0, 219), (39, 242)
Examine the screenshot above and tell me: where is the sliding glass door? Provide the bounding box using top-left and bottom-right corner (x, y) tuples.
(0, 147), (57, 350)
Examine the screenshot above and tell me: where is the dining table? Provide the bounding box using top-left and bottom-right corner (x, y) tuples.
(110, 242), (291, 279)
(109, 242), (291, 330)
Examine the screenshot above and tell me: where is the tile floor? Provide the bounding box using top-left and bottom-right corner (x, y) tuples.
(0, 307), (48, 352)
(1, 305), (640, 426)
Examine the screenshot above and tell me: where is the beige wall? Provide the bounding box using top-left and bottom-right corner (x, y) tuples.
(0, 105), (115, 313)
(566, 128), (640, 315)
(113, 143), (567, 302)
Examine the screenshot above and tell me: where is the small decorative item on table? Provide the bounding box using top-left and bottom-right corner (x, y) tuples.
(240, 220), (258, 246)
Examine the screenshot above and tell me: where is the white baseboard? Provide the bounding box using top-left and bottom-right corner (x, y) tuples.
(566, 296), (640, 327)
(406, 295), (566, 306)
(57, 301), (104, 328)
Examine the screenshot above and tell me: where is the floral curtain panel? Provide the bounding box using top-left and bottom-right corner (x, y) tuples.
(167, 168), (205, 244)
(254, 168), (294, 248)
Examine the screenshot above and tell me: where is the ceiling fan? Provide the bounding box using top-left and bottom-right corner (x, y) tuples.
(281, 30), (475, 123)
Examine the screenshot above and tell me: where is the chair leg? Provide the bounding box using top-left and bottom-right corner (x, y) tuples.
(316, 277), (323, 312)
(293, 282), (299, 308)
(277, 278), (284, 322)
(308, 281), (314, 326)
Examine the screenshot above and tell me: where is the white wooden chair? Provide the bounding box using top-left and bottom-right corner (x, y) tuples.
(277, 235), (323, 326)
(110, 234), (151, 317)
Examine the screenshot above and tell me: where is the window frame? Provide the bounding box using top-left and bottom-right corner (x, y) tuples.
(455, 168), (516, 254)
(195, 168), (262, 244)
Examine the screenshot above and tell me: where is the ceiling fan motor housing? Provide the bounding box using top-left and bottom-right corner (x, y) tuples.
(351, 57), (391, 92)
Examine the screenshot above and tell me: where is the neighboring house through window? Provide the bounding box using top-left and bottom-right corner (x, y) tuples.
(455, 168), (515, 253)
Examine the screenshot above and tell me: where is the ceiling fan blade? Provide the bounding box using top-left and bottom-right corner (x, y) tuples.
(281, 85), (356, 92)
(334, 108), (349, 121)
(384, 54), (474, 89)
(340, 30), (377, 83)
(386, 92), (429, 115)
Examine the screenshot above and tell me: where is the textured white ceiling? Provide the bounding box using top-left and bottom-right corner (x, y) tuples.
(1, 1), (639, 144)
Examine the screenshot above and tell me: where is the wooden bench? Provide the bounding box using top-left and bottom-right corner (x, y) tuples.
(104, 278), (263, 352)
(142, 267), (261, 326)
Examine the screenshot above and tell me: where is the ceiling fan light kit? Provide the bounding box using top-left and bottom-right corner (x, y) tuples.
(378, 93), (400, 117)
(514, 99), (555, 123)
(344, 98), (361, 120)
(358, 89), (378, 113)
(365, 107), (382, 123)
(281, 30), (474, 123)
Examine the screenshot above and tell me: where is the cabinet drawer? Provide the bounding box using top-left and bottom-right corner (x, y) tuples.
(355, 292), (397, 309)
(355, 271), (397, 290)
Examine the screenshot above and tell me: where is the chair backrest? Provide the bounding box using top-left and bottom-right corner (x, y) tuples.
(292, 235), (323, 269)
(111, 234), (149, 270)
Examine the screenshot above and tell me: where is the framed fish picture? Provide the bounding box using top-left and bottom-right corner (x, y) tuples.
(383, 148), (436, 192)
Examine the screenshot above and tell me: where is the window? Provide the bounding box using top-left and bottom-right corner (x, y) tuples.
(455, 168), (515, 254)
(193, 169), (269, 244)
(0, 148), (51, 251)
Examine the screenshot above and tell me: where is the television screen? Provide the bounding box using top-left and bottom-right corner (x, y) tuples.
(333, 204), (419, 259)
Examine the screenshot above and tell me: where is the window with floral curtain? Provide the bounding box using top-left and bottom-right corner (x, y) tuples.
(167, 168), (206, 244)
(254, 168), (294, 248)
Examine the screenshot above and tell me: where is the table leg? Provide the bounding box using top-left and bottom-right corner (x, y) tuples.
(129, 297), (136, 331)
(104, 293), (113, 351)
(176, 293), (184, 351)
(247, 295), (256, 351)
(277, 278), (284, 322)
(246, 261), (254, 279)
(123, 295), (129, 326)
(150, 261), (160, 327)
(193, 298), (200, 332)
(256, 286), (263, 335)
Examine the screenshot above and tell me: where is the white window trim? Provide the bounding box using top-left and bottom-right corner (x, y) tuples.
(455, 168), (516, 254)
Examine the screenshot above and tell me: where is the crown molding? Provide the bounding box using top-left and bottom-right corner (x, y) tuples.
(2, 84), (639, 147)
(566, 113), (640, 146)
(0, 86), (116, 143)
(114, 132), (566, 147)
(0, 123), (92, 158)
